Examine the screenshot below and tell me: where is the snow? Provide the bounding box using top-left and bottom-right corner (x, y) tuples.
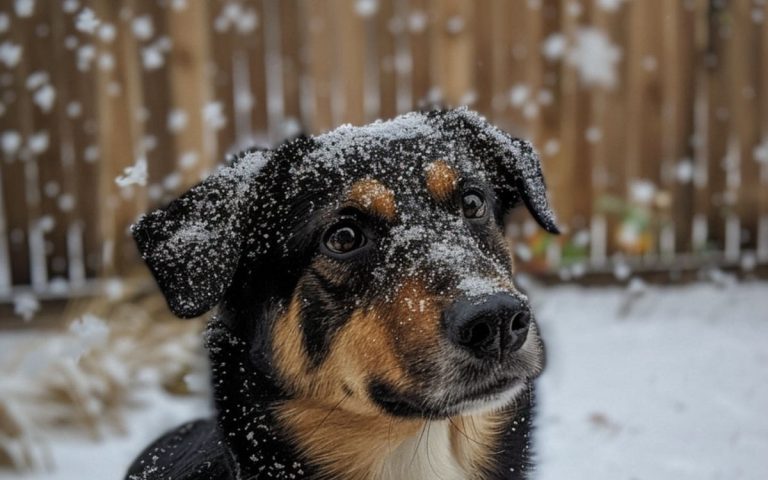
(27, 131), (49, 154)
(355, 0), (378, 18)
(0, 41), (23, 68)
(33, 84), (56, 113)
(202, 102), (226, 130)
(115, 156), (148, 187)
(75, 8), (100, 35)
(533, 281), (768, 480)
(596, 0), (625, 11)
(566, 28), (622, 89)
(131, 15), (154, 41)
(12, 292), (39, 321)
(3, 281), (766, 479)
(1, 130), (22, 155)
(14, 0), (35, 18)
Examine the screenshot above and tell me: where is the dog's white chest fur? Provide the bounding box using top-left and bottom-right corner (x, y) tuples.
(377, 420), (467, 480)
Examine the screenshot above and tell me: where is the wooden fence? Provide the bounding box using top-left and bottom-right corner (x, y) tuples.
(0, 0), (767, 303)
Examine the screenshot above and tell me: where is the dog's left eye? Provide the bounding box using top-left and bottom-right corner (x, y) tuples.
(323, 222), (366, 255)
(461, 191), (487, 219)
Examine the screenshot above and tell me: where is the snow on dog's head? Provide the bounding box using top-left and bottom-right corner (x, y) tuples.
(132, 107), (558, 419)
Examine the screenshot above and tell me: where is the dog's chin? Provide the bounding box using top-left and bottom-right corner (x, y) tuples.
(369, 377), (528, 419)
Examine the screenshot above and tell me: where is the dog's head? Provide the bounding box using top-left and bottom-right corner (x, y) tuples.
(133, 108), (558, 419)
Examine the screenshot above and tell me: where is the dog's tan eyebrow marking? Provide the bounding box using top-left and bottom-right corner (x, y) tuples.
(347, 178), (397, 221)
(425, 160), (458, 202)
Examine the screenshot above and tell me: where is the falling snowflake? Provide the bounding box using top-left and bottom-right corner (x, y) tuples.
(1, 130), (21, 155)
(566, 28), (621, 88)
(597, 0), (625, 11)
(0, 14), (9, 33)
(132, 15), (154, 40)
(13, 292), (39, 321)
(142, 46), (164, 70)
(28, 131), (49, 154)
(167, 108), (188, 133)
(115, 155), (148, 187)
(15, 0), (35, 18)
(542, 33), (567, 60)
(75, 8), (100, 34)
(754, 138), (768, 165)
(33, 84), (56, 113)
(0, 41), (23, 68)
(355, 0), (378, 18)
(629, 179), (656, 205)
(202, 102), (227, 130)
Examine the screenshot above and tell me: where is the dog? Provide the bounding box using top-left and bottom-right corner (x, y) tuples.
(125, 107), (559, 480)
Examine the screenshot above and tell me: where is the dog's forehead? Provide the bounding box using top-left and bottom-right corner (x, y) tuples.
(282, 111), (487, 206)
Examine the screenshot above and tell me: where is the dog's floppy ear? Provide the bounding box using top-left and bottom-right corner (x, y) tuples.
(496, 136), (560, 234)
(131, 155), (268, 318)
(442, 108), (560, 234)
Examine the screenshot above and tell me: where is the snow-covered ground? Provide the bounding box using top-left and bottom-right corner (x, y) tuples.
(2, 281), (767, 480)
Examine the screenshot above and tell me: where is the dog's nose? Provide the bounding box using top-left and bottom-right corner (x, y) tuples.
(444, 293), (531, 359)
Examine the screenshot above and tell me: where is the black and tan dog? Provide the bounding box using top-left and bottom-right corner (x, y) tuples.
(126, 107), (559, 480)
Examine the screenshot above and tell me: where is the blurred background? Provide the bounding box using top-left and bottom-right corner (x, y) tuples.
(0, 0), (766, 479)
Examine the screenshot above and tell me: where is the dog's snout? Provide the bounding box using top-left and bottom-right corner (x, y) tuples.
(444, 293), (530, 359)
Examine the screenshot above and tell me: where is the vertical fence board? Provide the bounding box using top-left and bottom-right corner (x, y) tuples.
(431, 0), (473, 106)
(94, 0), (146, 275)
(279, 0), (303, 129)
(661, 1), (696, 256)
(336, 0), (366, 125)
(727, 0), (761, 254)
(306, 0), (335, 133)
(377, 0), (398, 120)
(1, 7), (33, 287)
(408, 0), (433, 107)
(166, 0), (213, 185)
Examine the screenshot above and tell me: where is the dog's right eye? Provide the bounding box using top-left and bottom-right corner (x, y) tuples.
(323, 222), (366, 255)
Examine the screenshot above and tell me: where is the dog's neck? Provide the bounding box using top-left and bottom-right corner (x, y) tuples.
(273, 398), (509, 480)
(206, 316), (534, 480)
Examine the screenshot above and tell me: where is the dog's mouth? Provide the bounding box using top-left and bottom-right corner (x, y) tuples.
(369, 376), (524, 419)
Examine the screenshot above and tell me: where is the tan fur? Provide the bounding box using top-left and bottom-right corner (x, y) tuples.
(348, 179), (397, 221)
(425, 160), (458, 202)
(275, 400), (508, 480)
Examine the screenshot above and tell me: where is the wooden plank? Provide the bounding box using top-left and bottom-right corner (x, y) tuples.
(590, 0), (629, 261)
(407, 0), (433, 107)
(490, 0), (532, 131)
(241, 0), (269, 139)
(430, 0), (473, 106)
(278, 0), (303, 129)
(208, 1), (238, 159)
(305, 0), (335, 133)
(661, 1), (697, 256)
(377, 0), (398, 120)
(24, 5), (71, 286)
(759, 0), (768, 261)
(93, 0), (146, 275)
(624, 0), (665, 259)
(472, 0), (494, 114)
(335, 0), (366, 125)
(166, 0), (214, 184)
(725, 0), (761, 254)
(0, 4), (34, 287)
(547, 0), (591, 239)
(54, 0), (103, 280)
(701, 2), (731, 253)
(139, 1), (177, 207)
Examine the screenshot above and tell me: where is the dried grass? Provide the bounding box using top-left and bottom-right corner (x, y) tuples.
(0, 276), (207, 472)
